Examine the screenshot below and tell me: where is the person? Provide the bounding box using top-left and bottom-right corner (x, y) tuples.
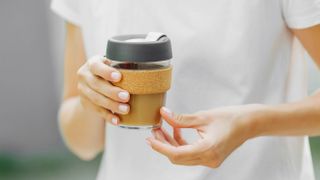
(51, 0), (320, 180)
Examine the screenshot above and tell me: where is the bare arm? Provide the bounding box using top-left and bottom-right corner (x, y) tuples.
(252, 25), (320, 137)
(293, 25), (320, 66)
(147, 25), (320, 168)
(59, 22), (130, 160)
(59, 23), (105, 160)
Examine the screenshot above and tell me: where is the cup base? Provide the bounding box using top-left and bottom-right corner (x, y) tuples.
(119, 124), (161, 130)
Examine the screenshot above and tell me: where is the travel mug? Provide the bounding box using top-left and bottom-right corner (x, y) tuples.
(106, 32), (173, 129)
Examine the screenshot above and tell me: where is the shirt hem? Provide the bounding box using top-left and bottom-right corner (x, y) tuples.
(286, 13), (320, 29)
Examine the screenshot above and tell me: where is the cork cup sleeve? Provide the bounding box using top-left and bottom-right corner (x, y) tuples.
(112, 66), (172, 94)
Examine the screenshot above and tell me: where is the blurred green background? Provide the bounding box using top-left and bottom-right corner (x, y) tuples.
(0, 0), (319, 180)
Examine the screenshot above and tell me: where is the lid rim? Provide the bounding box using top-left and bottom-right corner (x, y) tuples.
(106, 34), (173, 62)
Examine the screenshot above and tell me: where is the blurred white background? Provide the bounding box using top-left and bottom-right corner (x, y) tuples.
(0, 0), (319, 179)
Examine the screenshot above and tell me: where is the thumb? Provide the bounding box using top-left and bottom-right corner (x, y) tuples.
(160, 107), (204, 128)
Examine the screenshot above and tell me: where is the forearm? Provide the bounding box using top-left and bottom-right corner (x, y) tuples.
(251, 91), (320, 137)
(59, 96), (105, 160)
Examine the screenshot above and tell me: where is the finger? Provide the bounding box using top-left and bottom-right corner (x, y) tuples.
(153, 128), (179, 146)
(87, 56), (121, 82)
(89, 55), (111, 65)
(147, 137), (204, 163)
(152, 129), (170, 145)
(203, 159), (223, 169)
(79, 96), (120, 125)
(147, 137), (202, 166)
(160, 107), (206, 128)
(83, 72), (130, 103)
(147, 137), (207, 162)
(101, 56), (112, 65)
(170, 157), (203, 166)
(159, 128), (180, 146)
(78, 83), (130, 115)
(173, 128), (187, 145)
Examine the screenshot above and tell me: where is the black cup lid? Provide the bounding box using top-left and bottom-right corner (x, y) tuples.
(106, 33), (172, 62)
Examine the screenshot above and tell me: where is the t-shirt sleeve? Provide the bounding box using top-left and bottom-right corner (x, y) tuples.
(51, 0), (81, 26)
(282, 0), (320, 29)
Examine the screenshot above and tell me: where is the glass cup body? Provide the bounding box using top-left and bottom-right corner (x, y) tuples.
(111, 60), (171, 129)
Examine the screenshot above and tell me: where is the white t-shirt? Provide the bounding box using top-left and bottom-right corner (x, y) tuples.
(51, 1), (320, 180)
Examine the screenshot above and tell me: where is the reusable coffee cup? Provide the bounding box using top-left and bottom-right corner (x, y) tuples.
(106, 32), (173, 129)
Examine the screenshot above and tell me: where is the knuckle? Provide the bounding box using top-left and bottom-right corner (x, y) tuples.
(103, 58), (111, 64)
(90, 77), (100, 90)
(104, 85), (117, 97)
(170, 152), (182, 162)
(169, 158), (178, 165)
(191, 114), (201, 122)
(101, 98), (113, 110)
(209, 159), (222, 168)
(203, 150), (221, 168)
(196, 114), (206, 122)
(88, 60), (99, 71)
(100, 108), (111, 120)
(175, 114), (185, 123)
(149, 144), (156, 151)
(195, 111), (208, 121)
(77, 84), (88, 96)
(96, 107), (105, 115)
(77, 67), (85, 78)
(175, 113), (198, 126)
(88, 56), (103, 69)
(90, 93), (100, 104)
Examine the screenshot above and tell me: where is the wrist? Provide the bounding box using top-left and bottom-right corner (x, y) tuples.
(243, 104), (273, 139)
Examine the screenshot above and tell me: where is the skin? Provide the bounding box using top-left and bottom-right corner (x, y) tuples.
(147, 25), (320, 168)
(59, 23), (130, 160)
(59, 21), (320, 168)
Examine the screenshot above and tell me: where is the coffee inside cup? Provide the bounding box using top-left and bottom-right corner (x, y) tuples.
(106, 33), (173, 129)
(119, 92), (166, 126)
(112, 63), (172, 128)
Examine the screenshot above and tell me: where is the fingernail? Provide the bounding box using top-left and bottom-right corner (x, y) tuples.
(118, 91), (129, 100)
(119, 104), (129, 113)
(111, 117), (118, 125)
(111, 71), (121, 81)
(162, 107), (173, 118)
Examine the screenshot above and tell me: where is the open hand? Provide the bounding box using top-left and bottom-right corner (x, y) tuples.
(146, 105), (262, 168)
